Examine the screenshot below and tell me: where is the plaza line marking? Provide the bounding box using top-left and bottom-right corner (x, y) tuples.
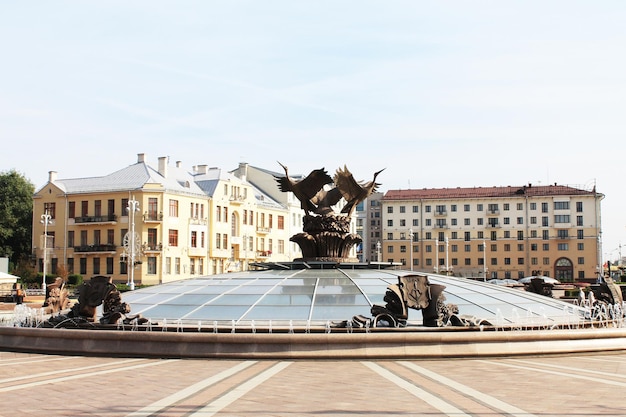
(362, 362), (471, 417)
(0, 358), (145, 384)
(0, 356), (74, 366)
(479, 360), (626, 388)
(509, 358), (626, 380)
(126, 361), (257, 417)
(399, 361), (537, 417)
(188, 362), (292, 417)
(0, 359), (176, 392)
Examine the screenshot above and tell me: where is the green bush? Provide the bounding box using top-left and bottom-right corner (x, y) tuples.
(67, 274), (83, 286)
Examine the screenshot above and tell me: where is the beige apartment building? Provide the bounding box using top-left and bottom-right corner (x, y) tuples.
(381, 184), (604, 283)
(32, 154), (292, 287)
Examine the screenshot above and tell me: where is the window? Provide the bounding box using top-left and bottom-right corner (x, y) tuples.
(554, 201), (570, 210)
(147, 257), (157, 274)
(400, 219), (406, 227)
(517, 231), (524, 240)
(542, 216), (549, 227)
(278, 216), (285, 230)
(216, 233), (221, 249)
(517, 217), (523, 225)
(530, 216), (537, 224)
(558, 243), (569, 250)
(576, 216), (583, 226)
(541, 202), (548, 213)
(68, 201), (75, 218)
(175, 257), (181, 274)
(451, 205), (457, 212)
(165, 257), (171, 274)
(169, 229), (178, 246)
(44, 202), (56, 219)
(578, 257), (585, 265)
(477, 204), (483, 211)
(576, 201), (583, 212)
(106, 257), (114, 274)
(80, 258), (87, 275)
(122, 198), (129, 216)
(554, 215), (570, 223)
(93, 258), (100, 275)
(169, 199), (179, 217)
(517, 203), (523, 210)
(412, 219), (419, 226)
(387, 220), (393, 227)
(191, 231), (197, 247)
(464, 232), (471, 241)
(67, 231), (74, 248)
(81, 201), (88, 217)
(94, 200), (101, 217)
(464, 218), (470, 226)
(108, 199), (115, 216)
(387, 206), (393, 213)
(518, 258), (524, 265)
(557, 230), (569, 239)
(399, 206), (406, 213)
(503, 203), (510, 211)
(425, 205), (431, 213)
(107, 229), (114, 245)
(530, 202), (537, 210)
(412, 205), (419, 213)
(387, 233), (393, 240)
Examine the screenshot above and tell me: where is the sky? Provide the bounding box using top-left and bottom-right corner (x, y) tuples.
(1, 1), (625, 262)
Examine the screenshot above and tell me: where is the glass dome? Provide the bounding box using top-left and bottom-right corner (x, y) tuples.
(121, 263), (586, 328)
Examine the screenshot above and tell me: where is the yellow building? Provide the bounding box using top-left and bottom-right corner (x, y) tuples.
(381, 184), (604, 283)
(32, 154), (291, 287)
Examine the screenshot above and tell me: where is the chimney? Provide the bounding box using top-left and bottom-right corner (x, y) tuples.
(238, 162), (248, 182)
(158, 156), (168, 178)
(48, 171), (57, 183)
(196, 164), (208, 175)
(137, 153), (145, 163)
(176, 161), (182, 168)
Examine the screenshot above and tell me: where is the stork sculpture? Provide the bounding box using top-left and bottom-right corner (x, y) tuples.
(275, 162), (384, 262)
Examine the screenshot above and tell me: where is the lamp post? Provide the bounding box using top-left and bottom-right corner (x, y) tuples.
(124, 199), (140, 291)
(243, 234), (248, 271)
(409, 228), (414, 271)
(483, 239), (487, 281)
(435, 238), (439, 273)
(40, 211), (52, 293)
(376, 240), (381, 262)
(445, 236), (450, 275)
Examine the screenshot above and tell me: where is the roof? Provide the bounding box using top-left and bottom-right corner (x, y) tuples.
(384, 184), (603, 201)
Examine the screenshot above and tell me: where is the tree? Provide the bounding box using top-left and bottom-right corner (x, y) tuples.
(0, 170), (34, 269)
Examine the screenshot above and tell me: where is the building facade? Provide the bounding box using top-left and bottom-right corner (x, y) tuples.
(32, 154), (294, 287)
(381, 184), (604, 283)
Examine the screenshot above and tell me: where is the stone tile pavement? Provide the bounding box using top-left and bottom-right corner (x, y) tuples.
(1, 350), (625, 416)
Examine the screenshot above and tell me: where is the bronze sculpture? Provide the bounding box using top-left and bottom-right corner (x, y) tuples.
(275, 163), (384, 262)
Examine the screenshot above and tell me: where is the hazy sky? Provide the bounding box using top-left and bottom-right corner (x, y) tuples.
(1, 1), (625, 262)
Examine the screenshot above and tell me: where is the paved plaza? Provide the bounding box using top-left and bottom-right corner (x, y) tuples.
(1, 350), (625, 416)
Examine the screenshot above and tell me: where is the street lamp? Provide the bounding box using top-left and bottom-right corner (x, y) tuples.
(483, 240), (488, 281)
(409, 228), (414, 271)
(123, 199), (140, 291)
(445, 236), (450, 276)
(40, 211), (52, 293)
(376, 240), (381, 262)
(435, 238), (439, 273)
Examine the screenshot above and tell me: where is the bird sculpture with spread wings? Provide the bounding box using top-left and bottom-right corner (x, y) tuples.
(275, 162), (334, 215)
(334, 165), (385, 216)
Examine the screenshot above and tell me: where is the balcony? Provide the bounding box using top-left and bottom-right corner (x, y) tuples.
(256, 250), (272, 258)
(487, 209), (500, 216)
(74, 214), (117, 224)
(74, 244), (117, 253)
(143, 243), (163, 252)
(433, 223), (449, 229)
(434, 210), (447, 217)
(143, 212), (163, 222)
(486, 223), (501, 228)
(256, 226), (271, 234)
(229, 195), (246, 204)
